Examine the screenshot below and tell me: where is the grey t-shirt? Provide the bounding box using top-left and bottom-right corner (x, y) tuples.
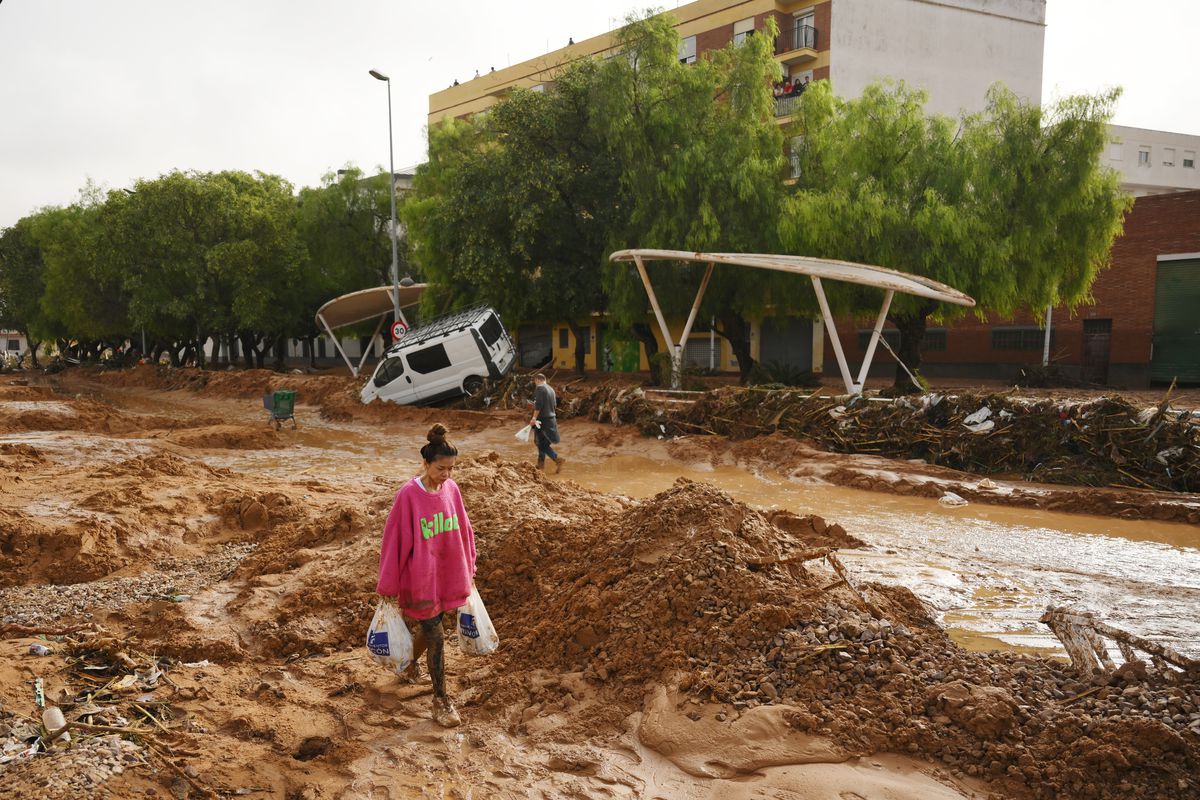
(533, 383), (557, 419)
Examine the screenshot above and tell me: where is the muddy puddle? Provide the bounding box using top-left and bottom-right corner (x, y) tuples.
(75, 386), (1200, 659)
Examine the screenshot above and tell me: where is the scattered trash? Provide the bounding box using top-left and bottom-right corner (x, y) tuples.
(938, 491), (969, 507)
(182, 660), (212, 669)
(963, 419), (995, 434)
(27, 643), (51, 656)
(963, 406), (992, 425)
(977, 478), (999, 490)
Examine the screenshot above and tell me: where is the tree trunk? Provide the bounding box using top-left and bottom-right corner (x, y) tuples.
(887, 303), (936, 392)
(239, 332), (257, 369)
(568, 321), (589, 376)
(194, 337), (207, 369)
(22, 331), (39, 368)
(272, 335), (287, 371)
(632, 323), (662, 386)
(716, 313), (755, 385)
(303, 337), (317, 370)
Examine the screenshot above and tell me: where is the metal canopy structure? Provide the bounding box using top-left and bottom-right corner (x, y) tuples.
(608, 249), (976, 394)
(314, 284), (426, 376)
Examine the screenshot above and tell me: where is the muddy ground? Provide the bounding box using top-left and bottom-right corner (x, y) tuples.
(1, 367), (1198, 800)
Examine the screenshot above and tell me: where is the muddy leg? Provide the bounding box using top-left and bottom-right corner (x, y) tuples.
(403, 618), (428, 682)
(420, 614), (446, 699)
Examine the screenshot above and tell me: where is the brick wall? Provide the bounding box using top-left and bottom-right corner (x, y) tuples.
(821, 190), (1200, 386)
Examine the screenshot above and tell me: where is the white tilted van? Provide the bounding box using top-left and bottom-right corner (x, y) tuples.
(360, 306), (516, 406)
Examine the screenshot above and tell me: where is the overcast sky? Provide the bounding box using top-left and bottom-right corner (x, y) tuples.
(1, 0), (1196, 229)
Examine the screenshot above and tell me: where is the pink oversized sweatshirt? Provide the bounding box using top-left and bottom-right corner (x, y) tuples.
(376, 476), (476, 619)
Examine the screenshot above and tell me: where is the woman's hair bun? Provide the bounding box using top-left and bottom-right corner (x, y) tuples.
(427, 423), (448, 443)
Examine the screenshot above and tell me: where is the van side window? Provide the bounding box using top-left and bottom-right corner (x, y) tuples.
(407, 343), (452, 374)
(479, 314), (504, 347)
(374, 356), (405, 387)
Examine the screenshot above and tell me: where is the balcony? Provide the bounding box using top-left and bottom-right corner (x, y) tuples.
(772, 81), (811, 117)
(775, 24), (818, 65)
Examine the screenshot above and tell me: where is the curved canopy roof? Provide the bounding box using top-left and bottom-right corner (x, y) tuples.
(608, 250), (975, 307)
(314, 284), (427, 329)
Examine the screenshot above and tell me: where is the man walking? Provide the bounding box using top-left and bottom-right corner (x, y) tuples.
(529, 373), (564, 472)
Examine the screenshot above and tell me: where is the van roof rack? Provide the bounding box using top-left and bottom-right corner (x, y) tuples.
(387, 305), (492, 352)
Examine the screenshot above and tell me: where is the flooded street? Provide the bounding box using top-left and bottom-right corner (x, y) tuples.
(5, 371), (1200, 800)
(95, 385), (1200, 660)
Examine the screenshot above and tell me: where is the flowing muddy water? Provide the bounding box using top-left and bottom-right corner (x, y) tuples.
(100, 388), (1200, 659)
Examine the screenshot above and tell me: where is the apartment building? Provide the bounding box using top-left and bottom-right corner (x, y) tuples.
(430, 0), (1045, 126)
(427, 0), (1047, 376)
(1104, 125), (1200, 197)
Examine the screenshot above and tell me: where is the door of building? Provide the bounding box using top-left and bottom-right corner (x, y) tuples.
(759, 316), (813, 372)
(1151, 259), (1200, 383)
(1081, 319), (1112, 385)
(516, 325), (552, 368)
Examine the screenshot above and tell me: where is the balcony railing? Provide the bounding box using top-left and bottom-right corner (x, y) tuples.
(774, 93), (803, 117)
(776, 24), (817, 55)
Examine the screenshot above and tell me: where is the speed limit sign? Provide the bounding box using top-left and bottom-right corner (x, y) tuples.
(391, 320), (408, 341)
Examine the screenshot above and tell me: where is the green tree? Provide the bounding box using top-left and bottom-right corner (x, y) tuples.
(594, 13), (791, 383)
(405, 12), (789, 382)
(780, 81), (1131, 389)
(404, 58), (621, 375)
(0, 216), (53, 366)
(100, 170), (306, 368)
(295, 167), (399, 365)
(33, 196), (130, 358)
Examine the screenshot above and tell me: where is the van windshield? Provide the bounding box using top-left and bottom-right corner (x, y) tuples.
(373, 356), (405, 387)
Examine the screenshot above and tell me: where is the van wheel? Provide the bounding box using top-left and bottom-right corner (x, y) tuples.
(462, 376), (485, 397)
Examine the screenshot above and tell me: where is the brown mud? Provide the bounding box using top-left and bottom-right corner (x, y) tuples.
(1, 369), (1198, 800)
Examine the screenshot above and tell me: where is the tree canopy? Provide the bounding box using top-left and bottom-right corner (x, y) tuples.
(404, 12), (793, 380)
(780, 81), (1131, 386)
(0, 168), (394, 368)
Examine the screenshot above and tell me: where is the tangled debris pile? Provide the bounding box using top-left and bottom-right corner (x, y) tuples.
(653, 389), (1197, 493)
(478, 478), (1200, 800)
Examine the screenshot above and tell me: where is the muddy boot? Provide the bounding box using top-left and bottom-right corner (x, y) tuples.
(536, 458), (545, 471)
(554, 457), (565, 474)
(432, 696), (462, 728)
(399, 662), (426, 685)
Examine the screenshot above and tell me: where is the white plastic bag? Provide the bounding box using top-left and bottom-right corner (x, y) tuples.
(366, 598), (413, 674)
(457, 587), (499, 656)
(515, 424), (533, 443)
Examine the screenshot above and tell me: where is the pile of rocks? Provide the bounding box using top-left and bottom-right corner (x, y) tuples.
(0, 543), (255, 627)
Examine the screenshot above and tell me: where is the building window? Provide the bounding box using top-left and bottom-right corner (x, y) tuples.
(1184, 151), (1196, 169)
(1106, 139), (1122, 160)
(922, 328), (947, 352)
(1138, 147), (1151, 167)
(793, 9), (816, 49)
(6, 340), (20, 351)
(991, 326), (1053, 350)
(733, 17), (755, 46)
(1163, 147), (1176, 167)
(678, 35), (697, 64)
(558, 328), (569, 349)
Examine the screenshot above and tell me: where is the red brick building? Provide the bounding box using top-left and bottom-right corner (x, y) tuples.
(829, 190), (1200, 387)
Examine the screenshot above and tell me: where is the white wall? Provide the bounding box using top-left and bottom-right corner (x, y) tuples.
(829, 0), (1046, 116)
(1105, 125), (1200, 197)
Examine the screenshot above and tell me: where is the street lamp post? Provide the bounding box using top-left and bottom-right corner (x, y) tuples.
(368, 69), (402, 322)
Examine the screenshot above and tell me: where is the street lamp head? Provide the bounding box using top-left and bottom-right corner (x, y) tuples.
(368, 69), (389, 82)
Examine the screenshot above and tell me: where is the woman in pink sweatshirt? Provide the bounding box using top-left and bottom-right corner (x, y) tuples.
(377, 423), (476, 727)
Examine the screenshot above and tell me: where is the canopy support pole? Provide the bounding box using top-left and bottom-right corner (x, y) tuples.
(356, 315), (387, 377)
(673, 262), (715, 389)
(855, 289), (894, 394)
(811, 277), (857, 395)
(318, 312), (359, 377)
(633, 254), (678, 388)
